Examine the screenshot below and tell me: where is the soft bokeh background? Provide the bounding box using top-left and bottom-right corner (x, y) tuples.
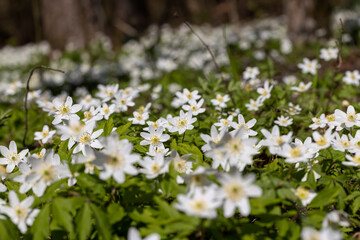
(1, 0), (360, 49)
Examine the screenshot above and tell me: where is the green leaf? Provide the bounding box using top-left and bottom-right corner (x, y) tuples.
(31, 203), (51, 239)
(52, 197), (84, 235)
(90, 204), (112, 240)
(58, 139), (72, 161)
(52, 198), (74, 234)
(277, 188), (297, 201)
(154, 196), (180, 218)
(103, 117), (114, 136)
(308, 186), (340, 208)
(352, 196), (360, 214)
(170, 138), (177, 150)
(76, 202), (93, 240)
(0, 220), (20, 240)
(107, 203), (125, 224)
(177, 143), (203, 165)
(116, 122), (132, 136)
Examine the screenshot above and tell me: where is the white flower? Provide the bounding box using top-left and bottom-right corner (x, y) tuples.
(200, 125), (226, 152)
(283, 75), (297, 85)
(94, 134), (139, 183)
(259, 125), (292, 155)
(56, 119), (90, 149)
(214, 115), (234, 131)
(291, 82), (312, 92)
(278, 140), (314, 164)
(245, 97), (263, 111)
(298, 58), (320, 75)
(175, 88), (201, 104)
(170, 150), (193, 175)
(319, 47), (338, 61)
(274, 115), (293, 127)
(322, 210), (349, 228)
(301, 226), (342, 240)
(182, 99), (206, 116)
(323, 113), (339, 129)
(127, 227), (160, 240)
(168, 110), (197, 135)
(73, 128), (103, 156)
(174, 187), (222, 219)
(286, 103), (301, 116)
(83, 106), (103, 123)
(334, 105), (360, 129)
(229, 114), (257, 137)
(139, 155), (169, 179)
(1, 191), (39, 233)
(34, 125), (56, 144)
(331, 133), (351, 152)
(0, 141), (28, 173)
(215, 129), (258, 171)
(293, 187), (316, 206)
(256, 81), (273, 101)
(146, 145), (169, 157)
(129, 111), (149, 125)
(309, 114), (326, 130)
(342, 70), (360, 86)
(96, 84), (119, 102)
(312, 128), (335, 150)
(112, 91), (135, 112)
(99, 103), (116, 120)
(52, 96), (82, 125)
(343, 152), (360, 167)
(243, 67), (259, 80)
(26, 150), (70, 196)
(219, 172), (262, 217)
(79, 94), (101, 110)
(211, 94), (230, 108)
(140, 126), (170, 148)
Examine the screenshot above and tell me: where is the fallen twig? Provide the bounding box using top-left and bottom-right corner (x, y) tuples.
(23, 66), (65, 147)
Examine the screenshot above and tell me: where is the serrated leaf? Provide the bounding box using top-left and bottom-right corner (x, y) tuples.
(31, 204), (51, 240)
(76, 202), (92, 240)
(107, 203), (125, 224)
(117, 122), (132, 136)
(90, 204), (112, 240)
(308, 186), (340, 208)
(154, 196), (180, 218)
(352, 197), (360, 214)
(177, 143), (203, 165)
(0, 220), (20, 240)
(52, 198), (74, 234)
(103, 117), (114, 136)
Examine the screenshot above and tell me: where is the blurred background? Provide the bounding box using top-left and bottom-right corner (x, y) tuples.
(1, 0), (360, 49)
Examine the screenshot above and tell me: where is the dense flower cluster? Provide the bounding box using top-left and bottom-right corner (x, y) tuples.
(0, 20), (359, 239)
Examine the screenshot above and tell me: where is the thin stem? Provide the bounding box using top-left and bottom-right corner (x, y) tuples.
(182, 131), (186, 143)
(23, 66), (65, 147)
(184, 22), (236, 107)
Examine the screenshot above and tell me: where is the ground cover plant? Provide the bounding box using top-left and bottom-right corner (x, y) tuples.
(0, 20), (360, 239)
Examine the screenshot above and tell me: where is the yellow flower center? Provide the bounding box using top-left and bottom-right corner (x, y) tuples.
(326, 114), (335, 122)
(151, 163), (161, 173)
(173, 158), (187, 173)
(59, 104), (70, 114)
(14, 205), (28, 220)
(347, 113), (357, 122)
(296, 187), (309, 199)
(79, 133), (91, 144)
(224, 183), (245, 201)
(316, 136), (327, 146)
(190, 199), (207, 211)
(290, 146), (301, 158)
(84, 111), (93, 119)
(150, 135), (160, 145)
